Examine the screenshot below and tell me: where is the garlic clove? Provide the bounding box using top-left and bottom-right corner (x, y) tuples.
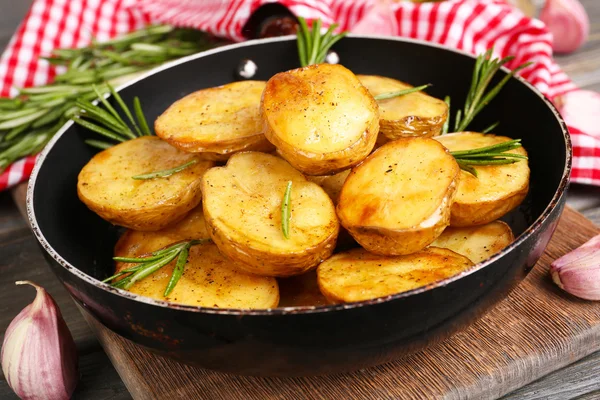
(550, 234), (600, 301)
(540, 0), (590, 54)
(1, 281), (78, 400)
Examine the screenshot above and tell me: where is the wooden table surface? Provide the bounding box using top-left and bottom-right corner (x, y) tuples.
(1, 1), (600, 399)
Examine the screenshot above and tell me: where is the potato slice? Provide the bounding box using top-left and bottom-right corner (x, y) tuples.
(431, 221), (514, 263)
(317, 247), (474, 303)
(262, 64), (379, 175)
(114, 210), (279, 309)
(202, 152), (339, 277)
(78, 136), (214, 231)
(435, 132), (530, 227)
(337, 137), (460, 255)
(277, 270), (330, 307)
(307, 169), (351, 205)
(155, 81), (274, 156)
(358, 75), (448, 139)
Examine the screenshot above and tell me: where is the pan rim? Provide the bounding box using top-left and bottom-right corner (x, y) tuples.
(26, 34), (572, 316)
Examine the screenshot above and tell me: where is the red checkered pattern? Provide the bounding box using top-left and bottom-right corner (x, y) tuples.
(0, 0), (597, 190)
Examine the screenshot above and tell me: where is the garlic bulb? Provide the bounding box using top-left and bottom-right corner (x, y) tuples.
(540, 0), (589, 54)
(1, 281), (78, 400)
(550, 234), (600, 301)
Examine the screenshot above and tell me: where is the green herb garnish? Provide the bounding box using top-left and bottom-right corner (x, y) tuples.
(104, 239), (209, 297)
(297, 17), (347, 67)
(453, 49), (532, 133)
(373, 84), (431, 101)
(132, 159), (198, 180)
(451, 139), (527, 177)
(441, 96), (451, 135)
(281, 181), (292, 239)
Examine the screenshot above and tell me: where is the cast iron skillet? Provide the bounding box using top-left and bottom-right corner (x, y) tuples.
(27, 35), (571, 376)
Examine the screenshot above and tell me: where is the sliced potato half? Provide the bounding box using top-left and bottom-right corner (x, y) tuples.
(262, 64), (379, 175)
(317, 247), (474, 303)
(431, 221), (514, 263)
(337, 137), (460, 255)
(202, 152), (339, 277)
(277, 270), (330, 307)
(155, 81), (274, 156)
(358, 75), (448, 139)
(435, 132), (530, 227)
(307, 169), (351, 205)
(78, 136), (214, 231)
(114, 212), (279, 309)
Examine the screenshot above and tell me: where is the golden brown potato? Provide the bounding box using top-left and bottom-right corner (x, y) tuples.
(114, 212), (279, 308)
(431, 221), (514, 263)
(358, 75), (448, 139)
(337, 137), (460, 255)
(307, 169), (351, 205)
(277, 271), (330, 307)
(155, 81), (274, 156)
(262, 64), (379, 175)
(78, 136), (214, 231)
(435, 132), (530, 227)
(202, 152), (339, 277)
(317, 247), (474, 303)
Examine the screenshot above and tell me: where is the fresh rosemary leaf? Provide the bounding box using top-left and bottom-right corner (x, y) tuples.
(84, 139), (113, 150)
(108, 84), (142, 137)
(131, 159), (198, 180)
(481, 121), (500, 134)
(101, 264), (142, 283)
(122, 250), (180, 290)
(454, 158), (520, 166)
(442, 96), (451, 135)
(296, 17), (347, 67)
(374, 84), (431, 101)
(281, 181), (292, 239)
(451, 138), (527, 176)
(164, 244), (191, 297)
(0, 109), (49, 130)
(75, 100), (127, 133)
(32, 103), (73, 128)
(133, 97), (152, 136)
(4, 123), (31, 141)
(450, 139), (522, 156)
(457, 162), (478, 177)
(72, 117), (127, 143)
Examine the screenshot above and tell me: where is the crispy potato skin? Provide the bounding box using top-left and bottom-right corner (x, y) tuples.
(358, 75), (448, 139)
(337, 137), (460, 255)
(317, 247), (474, 303)
(277, 270), (330, 307)
(435, 132), (530, 227)
(202, 152), (339, 277)
(155, 81), (274, 155)
(431, 221), (514, 263)
(115, 214), (279, 309)
(261, 64), (379, 175)
(77, 137), (214, 231)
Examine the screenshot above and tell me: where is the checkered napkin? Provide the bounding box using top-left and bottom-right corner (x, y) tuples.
(0, 0), (596, 190)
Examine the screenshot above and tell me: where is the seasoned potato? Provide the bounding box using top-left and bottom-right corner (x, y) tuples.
(262, 64), (379, 175)
(278, 271), (330, 307)
(202, 152), (339, 277)
(78, 137), (214, 231)
(435, 132), (530, 227)
(307, 169), (351, 205)
(337, 137), (460, 255)
(114, 213), (279, 308)
(431, 221), (514, 263)
(317, 247), (474, 303)
(155, 81), (274, 156)
(358, 75), (448, 139)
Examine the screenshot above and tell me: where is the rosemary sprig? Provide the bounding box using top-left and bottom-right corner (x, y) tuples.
(132, 159), (198, 180)
(0, 25), (209, 172)
(297, 17), (347, 67)
(105, 239), (209, 297)
(453, 49), (532, 133)
(374, 84), (431, 101)
(281, 181), (292, 239)
(441, 96), (451, 135)
(451, 139), (527, 177)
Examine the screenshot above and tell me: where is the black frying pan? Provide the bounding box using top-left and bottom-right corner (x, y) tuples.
(26, 35), (571, 376)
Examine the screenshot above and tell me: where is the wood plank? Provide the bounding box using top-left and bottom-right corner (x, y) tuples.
(76, 207), (600, 400)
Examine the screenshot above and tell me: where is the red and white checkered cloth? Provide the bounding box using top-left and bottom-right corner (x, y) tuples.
(0, 0), (597, 190)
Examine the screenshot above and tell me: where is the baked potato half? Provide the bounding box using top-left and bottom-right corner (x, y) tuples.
(278, 270), (330, 307)
(202, 152), (339, 277)
(431, 221), (514, 263)
(114, 214), (279, 308)
(155, 81), (274, 156)
(358, 75), (448, 139)
(307, 169), (351, 205)
(317, 247), (474, 303)
(337, 137), (460, 255)
(435, 132), (530, 227)
(78, 136), (214, 231)
(261, 64), (379, 175)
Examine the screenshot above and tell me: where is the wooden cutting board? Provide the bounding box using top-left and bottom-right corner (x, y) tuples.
(12, 184), (600, 399)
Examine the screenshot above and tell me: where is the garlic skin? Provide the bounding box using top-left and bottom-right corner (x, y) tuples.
(550, 234), (600, 301)
(1, 281), (78, 400)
